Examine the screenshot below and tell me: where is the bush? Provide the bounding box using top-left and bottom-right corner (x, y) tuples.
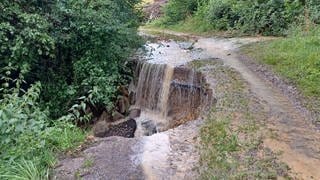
(162, 0), (199, 25)
(156, 0), (320, 35)
(234, 0), (292, 35)
(0, 70), (86, 179)
(204, 0), (306, 35)
(308, 0), (320, 24)
(0, 0), (142, 178)
(205, 0), (237, 30)
(0, 0), (142, 120)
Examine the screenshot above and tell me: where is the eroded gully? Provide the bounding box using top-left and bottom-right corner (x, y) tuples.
(194, 36), (320, 179)
(54, 29), (320, 180)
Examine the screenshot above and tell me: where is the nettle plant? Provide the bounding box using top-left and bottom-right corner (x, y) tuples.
(0, 65), (48, 161)
(0, 64), (86, 179)
(1, 0), (142, 121)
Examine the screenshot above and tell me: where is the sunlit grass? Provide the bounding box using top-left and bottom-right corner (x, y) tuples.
(0, 121), (87, 180)
(242, 26), (320, 97)
(142, 0), (154, 4)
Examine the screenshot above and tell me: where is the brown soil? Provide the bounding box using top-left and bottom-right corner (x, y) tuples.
(54, 29), (320, 180)
(142, 28), (320, 179)
(143, 0), (168, 20)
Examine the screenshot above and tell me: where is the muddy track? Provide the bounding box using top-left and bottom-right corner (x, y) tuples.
(55, 29), (320, 179)
(193, 37), (320, 179)
(142, 28), (320, 179)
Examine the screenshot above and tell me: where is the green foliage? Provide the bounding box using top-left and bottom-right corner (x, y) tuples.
(0, 159), (50, 180)
(243, 27), (320, 97)
(0, 0), (142, 120)
(154, 0), (320, 35)
(233, 0), (296, 35)
(162, 0), (199, 25)
(204, 0), (237, 30)
(0, 0), (141, 178)
(0, 0), (141, 177)
(242, 26), (320, 123)
(308, 0), (320, 24)
(0, 68), (86, 179)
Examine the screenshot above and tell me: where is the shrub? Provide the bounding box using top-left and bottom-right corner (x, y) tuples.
(308, 0), (320, 24)
(156, 0), (320, 35)
(205, 0), (237, 30)
(235, 0), (291, 35)
(0, 0), (142, 120)
(0, 66), (86, 179)
(162, 0), (199, 25)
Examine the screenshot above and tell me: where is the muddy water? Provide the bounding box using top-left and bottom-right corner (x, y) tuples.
(143, 30), (320, 178)
(194, 37), (320, 179)
(55, 31), (320, 179)
(130, 38), (212, 179)
(133, 39), (211, 136)
(54, 38), (209, 179)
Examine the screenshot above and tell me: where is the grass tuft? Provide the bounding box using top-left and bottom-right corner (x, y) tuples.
(0, 159), (49, 180)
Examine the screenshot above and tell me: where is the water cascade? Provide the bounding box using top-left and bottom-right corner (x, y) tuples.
(131, 61), (212, 137)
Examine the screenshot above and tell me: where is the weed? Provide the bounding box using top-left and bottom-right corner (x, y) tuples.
(82, 158), (95, 169)
(0, 159), (49, 180)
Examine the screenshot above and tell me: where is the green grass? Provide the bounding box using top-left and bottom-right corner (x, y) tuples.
(145, 16), (232, 37)
(0, 160), (50, 180)
(82, 158), (95, 169)
(191, 60), (290, 179)
(243, 27), (320, 97)
(0, 120), (87, 180)
(242, 26), (320, 119)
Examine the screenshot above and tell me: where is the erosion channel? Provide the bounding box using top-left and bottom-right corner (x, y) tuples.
(54, 32), (213, 179)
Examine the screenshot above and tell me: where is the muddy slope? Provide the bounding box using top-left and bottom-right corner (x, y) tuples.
(191, 37), (320, 179)
(55, 29), (320, 179)
(140, 28), (320, 179)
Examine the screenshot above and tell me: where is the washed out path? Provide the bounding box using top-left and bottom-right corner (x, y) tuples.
(54, 29), (320, 180)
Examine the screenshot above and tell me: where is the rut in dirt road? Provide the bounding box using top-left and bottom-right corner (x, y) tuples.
(55, 29), (320, 179)
(194, 37), (320, 179)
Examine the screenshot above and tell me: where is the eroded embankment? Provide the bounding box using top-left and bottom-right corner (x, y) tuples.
(54, 34), (213, 179)
(54, 29), (320, 179)
(194, 37), (320, 179)
(193, 60), (291, 179)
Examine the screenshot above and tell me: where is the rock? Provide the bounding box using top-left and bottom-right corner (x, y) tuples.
(53, 136), (143, 180)
(119, 86), (129, 97)
(173, 67), (205, 86)
(105, 119), (137, 138)
(112, 111), (125, 121)
(141, 120), (157, 136)
(98, 111), (113, 123)
(129, 108), (141, 119)
(93, 119), (137, 138)
(129, 91), (136, 105)
(117, 96), (130, 114)
(178, 42), (194, 50)
(93, 120), (110, 137)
